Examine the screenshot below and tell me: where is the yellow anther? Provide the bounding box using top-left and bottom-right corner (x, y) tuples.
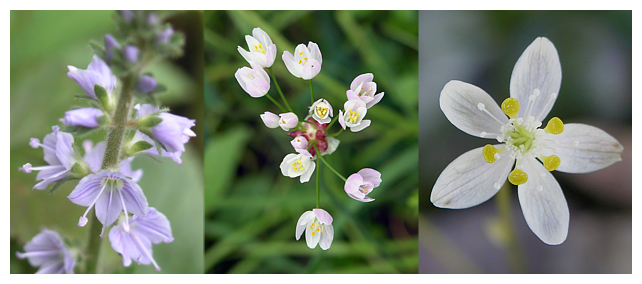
(292, 158), (305, 171)
(311, 232), (315, 236)
(316, 106), (328, 118)
(320, 229), (323, 232)
(299, 52), (304, 55)
(544, 117), (564, 134)
(281, 119), (286, 124)
(311, 224), (314, 229)
(508, 168), (528, 185)
(315, 228), (319, 232)
(541, 155), (561, 171)
(482, 144), (498, 163)
(501, 98), (520, 119)
(298, 60), (302, 64)
(347, 110), (360, 123)
(258, 44), (263, 48)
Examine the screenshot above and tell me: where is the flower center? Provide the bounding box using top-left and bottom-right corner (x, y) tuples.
(297, 51), (309, 65)
(253, 43), (266, 54)
(359, 86), (373, 97)
(315, 105), (329, 119)
(347, 109), (360, 123)
(292, 158), (305, 172)
(310, 219), (323, 236)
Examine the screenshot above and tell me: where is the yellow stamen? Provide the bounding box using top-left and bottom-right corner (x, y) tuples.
(311, 232), (315, 236)
(544, 117), (564, 134)
(482, 144), (498, 163)
(508, 168), (528, 185)
(316, 106), (328, 118)
(292, 158), (305, 171)
(299, 52), (303, 55)
(541, 155), (561, 171)
(347, 109), (360, 123)
(501, 98), (520, 119)
(311, 224), (314, 229)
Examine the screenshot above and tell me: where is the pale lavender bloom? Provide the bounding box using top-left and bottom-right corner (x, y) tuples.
(20, 126), (78, 190)
(235, 61), (270, 98)
(126, 131), (185, 165)
(105, 34), (120, 63)
(338, 99), (370, 132)
(109, 207), (173, 271)
(124, 45), (139, 63)
(156, 27), (174, 46)
(346, 73), (384, 109)
(60, 107), (103, 128)
(259, 111), (279, 128)
(345, 168), (381, 202)
(121, 10), (134, 24)
(237, 27), (277, 68)
(137, 75), (157, 93)
(147, 12), (158, 26)
(16, 229), (75, 274)
(135, 104), (196, 153)
(68, 170), (149, 237)
(67, 55), (117, 100)
(278, 112), (298, 131)
(82, 140), (143, 182)
(282, 42), (322, 80)
(295, 209), (334, 250)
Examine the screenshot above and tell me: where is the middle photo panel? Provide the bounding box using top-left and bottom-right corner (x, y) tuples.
(203, 10), (419, 273)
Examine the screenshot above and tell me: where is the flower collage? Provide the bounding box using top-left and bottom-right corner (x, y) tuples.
(9, 10), (632, 276)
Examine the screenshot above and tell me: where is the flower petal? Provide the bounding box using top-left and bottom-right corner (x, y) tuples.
(440, 80), (507, 138)
(350, 119), (370, 132)
(552, 123), (623, 173)
(120, 178), (149, 217)
(518, 157), (569, 245)
(68, 174), (104, 206)
(301, 58), (321, 80)
(305, 222), (320, 249)
(509, 37), (562, 121)
(431, 145), (514, 208)
(296, 211), (315, 240)
(350, 73), (373, 91)
(313, 208), (333, 224)
(95, 185), (123, 227)
(319, 224), (334, 250)
(358, 168), (382, 187)
(299, 160), (316, 183)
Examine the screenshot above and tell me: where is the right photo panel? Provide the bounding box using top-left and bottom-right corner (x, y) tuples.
(419, 10), (632, 273)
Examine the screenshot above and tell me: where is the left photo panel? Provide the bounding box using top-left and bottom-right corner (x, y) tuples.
(10, 11), (204, 273)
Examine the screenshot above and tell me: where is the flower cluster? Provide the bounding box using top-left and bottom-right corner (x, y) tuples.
(431, 37), (623, 245)
(17, 11), (190, 273)
(235, 28), (384, 250)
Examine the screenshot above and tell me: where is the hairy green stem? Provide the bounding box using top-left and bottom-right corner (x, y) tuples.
(268, 67), (293, 113)
(496, 184), (526, 273)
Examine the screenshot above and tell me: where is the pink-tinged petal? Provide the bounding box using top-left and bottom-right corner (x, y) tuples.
(260, 111), (280, 128)
(518, 157), (569, 245)
(282, 51), (303, 78)
(366, 92), (384, 109)
(345, 173), (364, 197)
(346, 89), (360, 100)
(280, 154), (299, 177)
(319, 224), (334, 250)
(308, 42), (322, 64)
(301, 58), (321, 80)
(237, 46), (252, 65)
(431, 145), (514, 209)
(338, 110), (346, 130)
(305, 223), (320, 249)
(350, 119), (370, 132)
(440, 80), (508, 138)
(265, 44), (277, 68)
(299, 160), (316, 183)
(296, 211), (315, 240)
(350, 73), (374, 91)
(313, 208), (333, 224)
(509, 37), (562, 121)
(358, 168), (382, 187)
(552, 123), (623, 174)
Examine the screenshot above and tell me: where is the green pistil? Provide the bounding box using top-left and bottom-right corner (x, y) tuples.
(507, 125), (535, 151)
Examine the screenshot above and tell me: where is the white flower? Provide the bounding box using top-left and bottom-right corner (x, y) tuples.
(282, 42), (322, 80)
(431, 37), (623, 245)
(338, 99), (370, 132)
(280, 151), (316, 183)
(260, 111), (280, 128)
(346, 73), (384, 109)
(309, 98), (333, 124)
(235, 61), (271, 98)
(278, 112), (299, 131)
(237, 27), (277, 68)
(295, 209), (334, 250)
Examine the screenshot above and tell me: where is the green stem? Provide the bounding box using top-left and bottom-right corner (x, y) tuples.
(326, 113), (340, 129)
(268, 67), (293, 113)
(315, 147), (346, 182)
(309, 79), (315, 104)
(496, 184), (526, 273)
(85, 73), (136, 274)
(316, 154), (320, 208)
(264, 93), (286, 113)
(328, 128), (344, 137)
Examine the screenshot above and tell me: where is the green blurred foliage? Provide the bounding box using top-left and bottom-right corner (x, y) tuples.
(204, 11), (418, 273)
(10, 10), (203, 273)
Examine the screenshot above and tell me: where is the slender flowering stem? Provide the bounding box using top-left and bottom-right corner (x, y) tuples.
(268, 67), (293, 113)
(496, 184), (526, 273)
(264, 93), (286, 113)
(309, 79), (315, 104)
(316, 150), (320, 209)
(315, 149), (347, 182)
(326, 114), (340, 129)
(327, 129), (344, 137)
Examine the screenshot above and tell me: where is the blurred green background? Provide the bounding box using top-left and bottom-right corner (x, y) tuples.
(419, 11), (631, 273)
(10, 10), (204, 273)
(204, 11), (418, 273)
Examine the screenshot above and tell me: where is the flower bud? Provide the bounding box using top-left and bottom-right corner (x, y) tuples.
(137, 75), (157, 93)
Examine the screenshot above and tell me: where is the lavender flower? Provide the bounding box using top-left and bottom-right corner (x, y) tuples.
(60, 107), (103, 128)
(135, 104), (196, 153)
(104, 34), (120, 63)
(127, 130), (185, 165)
(19, 126), (78, 190)
(16, 229), (75, 274)
(156, 27), (174, 46)
(109, 207), (173, 271)
(82, 140), (143, 182)
(137, 75), (157, 93)
(124, 45), (139, 63)
(120, 10), (134, 24)
(68, 170), (149, 237)
(67, 55), (117, 100)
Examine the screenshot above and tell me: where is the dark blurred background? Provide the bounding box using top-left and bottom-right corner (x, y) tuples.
(203, 10), (418, 273)
(418, 10), (631, 273)
(10, 10), (204, 273)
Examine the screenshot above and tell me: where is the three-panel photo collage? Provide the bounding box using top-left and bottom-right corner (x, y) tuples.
(9, 10), (632, 275)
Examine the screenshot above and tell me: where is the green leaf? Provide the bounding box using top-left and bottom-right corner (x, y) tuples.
(126, 140), (154, 156)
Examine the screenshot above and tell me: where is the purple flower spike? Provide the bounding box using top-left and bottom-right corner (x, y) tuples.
(156, 27), (174, 46)
(60, 107), (103, 128)
(137, 75), (157, 93)
(344, 168), (381, 202)
(68, 170), (149, 237)
(21, 126), (78, 190)
(104, 34), (120, 63)
(16, 229), (75, 274)
(109, 207), (173, 271)
(67, 55), (117, 100)
(135, 104), (196, 153)
(124, 45), (139, 63)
